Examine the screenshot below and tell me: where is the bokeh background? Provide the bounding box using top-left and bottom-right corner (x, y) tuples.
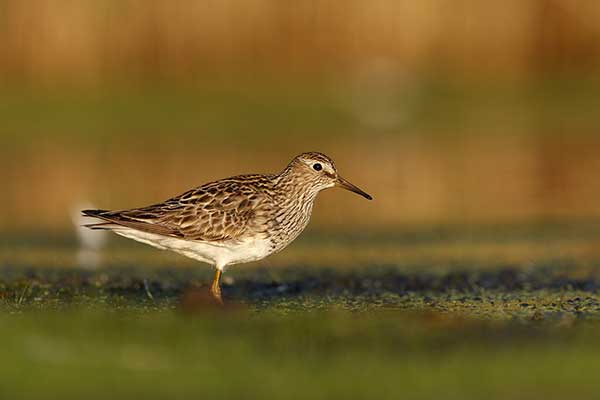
(2, 3), (600, 399)
(2, 0), (600, 235)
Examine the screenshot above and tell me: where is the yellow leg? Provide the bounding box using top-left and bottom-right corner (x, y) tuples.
(210, 269), (224, 305)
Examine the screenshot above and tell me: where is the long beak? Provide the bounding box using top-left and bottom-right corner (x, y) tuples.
(336, 176), (373, 200)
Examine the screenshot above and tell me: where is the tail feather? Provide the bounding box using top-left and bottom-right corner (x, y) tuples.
(82, 209), (118, 230)
(82, 209), (109, 218)
(83, 222), (119, 230)
(81, 208), (176, 236)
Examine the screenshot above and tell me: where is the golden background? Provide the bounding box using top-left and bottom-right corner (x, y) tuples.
(1, 0), (599, 232)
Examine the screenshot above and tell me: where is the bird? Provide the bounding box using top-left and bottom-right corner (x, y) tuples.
(82, 152), (372, 304)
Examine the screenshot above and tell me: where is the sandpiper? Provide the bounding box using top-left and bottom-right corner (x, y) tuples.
(83, 152), (372, 303)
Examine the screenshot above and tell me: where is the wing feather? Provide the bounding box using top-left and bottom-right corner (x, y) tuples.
(83, 175), (274, 243)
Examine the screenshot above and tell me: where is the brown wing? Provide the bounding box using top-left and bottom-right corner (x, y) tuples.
(83, 175), (274, 242)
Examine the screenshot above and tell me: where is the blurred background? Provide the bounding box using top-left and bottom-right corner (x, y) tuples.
(1, 0), (600, 234)
(2, 4), (600, 398)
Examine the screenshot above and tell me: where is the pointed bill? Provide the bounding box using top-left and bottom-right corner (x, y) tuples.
(336, 176), (373, 200)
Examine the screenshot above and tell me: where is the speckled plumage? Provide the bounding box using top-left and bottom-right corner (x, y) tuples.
(83, 152), (372, 303)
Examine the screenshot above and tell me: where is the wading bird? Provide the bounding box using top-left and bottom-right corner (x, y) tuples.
(83, 152), (372, 304)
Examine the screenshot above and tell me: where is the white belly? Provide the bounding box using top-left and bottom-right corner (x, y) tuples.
(113, 228), (273, 270)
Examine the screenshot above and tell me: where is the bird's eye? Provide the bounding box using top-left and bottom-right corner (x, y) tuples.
(313, 163), (322, 171)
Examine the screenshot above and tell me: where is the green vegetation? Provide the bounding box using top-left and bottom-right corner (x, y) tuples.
(1, 76), (599, 144)
(2, 309), (600, 400)
(2, 225), (600, 399)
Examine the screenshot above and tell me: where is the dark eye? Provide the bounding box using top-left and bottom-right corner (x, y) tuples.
(313, 163), (322, 171)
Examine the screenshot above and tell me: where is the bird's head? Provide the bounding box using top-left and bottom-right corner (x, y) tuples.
(284, 152), (372, 200)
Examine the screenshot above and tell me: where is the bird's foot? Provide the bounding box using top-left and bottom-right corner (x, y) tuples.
(210, 284), (224, 306)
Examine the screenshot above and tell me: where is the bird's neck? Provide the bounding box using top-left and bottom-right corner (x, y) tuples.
(274, 168), (319, 207)
(269, 170), (319, 249)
